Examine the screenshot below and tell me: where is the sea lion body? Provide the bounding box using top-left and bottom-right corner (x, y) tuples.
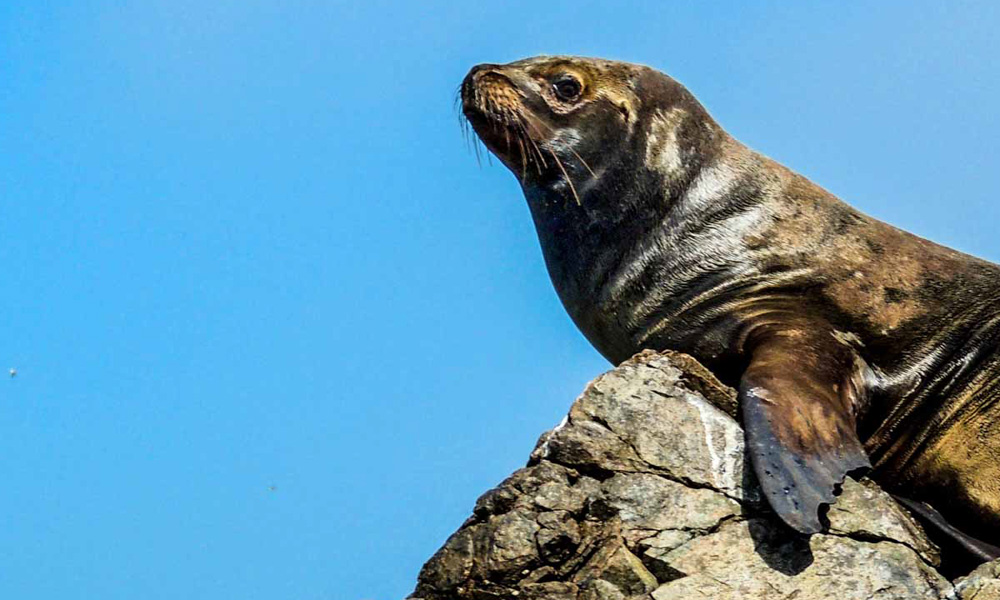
(461, 56), (1000, 556)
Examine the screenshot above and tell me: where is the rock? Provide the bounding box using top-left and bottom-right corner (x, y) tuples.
(956, 558), (1000, 599)
(409, 351), (963, 599)
(651, 519), (946, 599)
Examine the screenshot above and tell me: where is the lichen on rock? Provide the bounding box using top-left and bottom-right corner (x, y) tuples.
(410, 351), (1000, 599)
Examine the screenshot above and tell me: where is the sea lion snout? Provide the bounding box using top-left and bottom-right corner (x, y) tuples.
(462, 63), (503, 86)
(460, 64), (505, 108)
(460, 64), (535, 172)
(461, 65), (523, 122)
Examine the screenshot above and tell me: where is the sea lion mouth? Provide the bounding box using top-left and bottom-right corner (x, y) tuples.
(461, 64), (543, 178)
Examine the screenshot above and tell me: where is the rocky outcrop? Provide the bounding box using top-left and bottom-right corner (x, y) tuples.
(409, 350), (1000, 599)
(955, 560), (1000, 599)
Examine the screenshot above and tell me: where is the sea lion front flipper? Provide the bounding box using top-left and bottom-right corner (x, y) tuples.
(739, 330), (871, 534)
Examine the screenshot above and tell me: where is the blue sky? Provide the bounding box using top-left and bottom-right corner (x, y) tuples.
(1, 2), (998, 599)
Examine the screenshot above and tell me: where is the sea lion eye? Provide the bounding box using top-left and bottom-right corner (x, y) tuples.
(553, 75), (582, 102)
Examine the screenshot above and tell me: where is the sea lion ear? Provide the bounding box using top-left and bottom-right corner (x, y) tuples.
(739, 330), (872, 533)
(598, 87), (635, 125)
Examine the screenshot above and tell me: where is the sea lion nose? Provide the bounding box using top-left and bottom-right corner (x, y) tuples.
(463, 63), (498, 91)
(468, 63), (502, 80)
(462, 63), (505, 107)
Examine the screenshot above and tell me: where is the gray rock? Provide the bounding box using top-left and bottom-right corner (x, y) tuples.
(956, 558), (1000, 599)
(410, 351), (966, 599)
(652, 519), (949, 599)
(597, 473), (739, 532)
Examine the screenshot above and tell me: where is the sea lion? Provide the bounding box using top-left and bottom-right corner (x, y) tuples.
(460, 55), (1000, 563)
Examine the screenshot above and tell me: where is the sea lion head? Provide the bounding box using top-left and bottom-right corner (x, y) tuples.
(460, 56), (730, 363)
(460, 55), (722, 206)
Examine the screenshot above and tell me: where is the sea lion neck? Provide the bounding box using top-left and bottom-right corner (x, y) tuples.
(521, 131), (762, 364)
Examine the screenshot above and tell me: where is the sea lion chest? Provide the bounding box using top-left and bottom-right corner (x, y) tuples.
(523, 174), (765, 367)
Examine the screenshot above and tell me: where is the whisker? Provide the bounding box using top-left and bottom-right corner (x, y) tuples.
(566, 148), (597, 180)
(530, 140), (546, 173)
(519, 117), (581, 204)
(528, 118), (598, 180)
(518, 118), (549, 173)
(517, 136), (528, 179)
(461, 119), (472, 152)
(522, 128), (546, 175)
(548, 148), (581, 205)
(504, 115), (532, 178)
